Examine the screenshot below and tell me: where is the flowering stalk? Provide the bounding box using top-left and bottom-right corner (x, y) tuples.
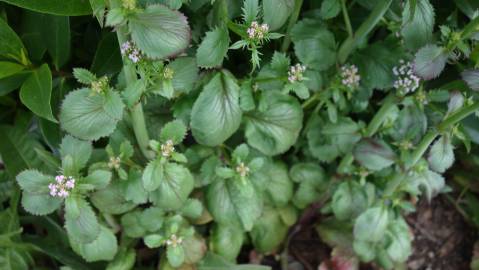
(111, 0), (153, 160)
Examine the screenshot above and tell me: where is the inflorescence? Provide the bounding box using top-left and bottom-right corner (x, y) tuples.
(340, 64), (361, 89)
(247, 21), (269, 40)
(49, 175), (75, 198)
(166, 234), (183, 248)
(235, 162), (250, 177)
(120, 41), (142, 63)
(393, 60), (420, 95)
(288, 64), (307, 83)
(161, 140), (175, 158)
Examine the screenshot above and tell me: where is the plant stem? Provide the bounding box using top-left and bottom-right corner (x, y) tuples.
(111, 0), (153, 160)
(337, 93), (397, 173)
(281, 0), (303, 52)
(341, 0), (353, 37)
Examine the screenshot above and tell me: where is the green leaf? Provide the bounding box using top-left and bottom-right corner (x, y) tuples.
(245, 91), (303, 156)
(20, 64), (57, 123)
(263, 0), (293, 30)
(206, 178), (262, 231)
(320, 0), (341, 19)
(44, 15), (70, 69)
(389, 105), (427, 143)
(160, 119), (187, 144)
(121, 210), (147, 238)
(242, 0), (259, 23)
(144, 234), (165, 248)
(149, 163), (194, 210)
(65, 198), (100, 244)
(414, 44), (448, 80)
(262, 161), (293, 207)
(91, 181), (136, 214)
(60, 88), (124, 140)
(354, 206), (389, 242)
(169, 57), (198, 93)
(239, 81), (255, 111)
(183, 235), (207, 264)
(353, 138), (396, 171)
(129, 5), (191, 59)
(401, 0), (435, 50)
(289, 163), (327, 208)
(142, 159), (164, 192)
(21, 192), (62, 215)
(210, 224), (244, 261)
(106, 248), (136, 270)
(60, 135), (92, 171)
(16, 170), (51, 193)
(73, 68), (96, 85)
(291, 19), (336, 71)
(0, 0), (92, 16)
(106, 8), (125, 27)
(191, 71), (242, 146)
(0, 17), (26, 63)
(84, 170), (112, 190)
(70, 226), (118, 262)
(198, 252), (271, 270)
(332, 181), (369, 221)
(462, 69), (479, 91)
(91, 32), (123, 76)
(250, 206), (290, 253)
(180, 199), (203, 219)
(167, 245), (185, 268)
(0, 61), (24, 79)
(385, 217), (412, 263)
(196, 27), (230, 68)
(428, 135), (455, 173)
(123, 79), (146, 108)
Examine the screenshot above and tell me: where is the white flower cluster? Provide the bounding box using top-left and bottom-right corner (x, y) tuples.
(288, 64), (306, 83)
(247, 21), (269, 40)
(236, 162), (250, 177)
(91, 76), (109, 94)
(163, 67), (174, 80)
(166, 234), (183, 247)
(161, 140), (175, 157)
(49, 175), (75, 198)
(108, 156), (121, 169)
(120, 41), (142, 63)
(340, 64), (360, 89)
(393, 60), (420, 94)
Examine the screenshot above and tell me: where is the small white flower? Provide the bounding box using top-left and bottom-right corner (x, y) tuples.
(247, 21), (269, 40)
(161, 140), (175, 157)
(49, 175), (75, 198)
(288, 64), (307, 83)
(108, 156), (121, 169)
(340, 64), (360, 89)
(120, 41), (143, 63)
(91, 76), (109, 94)
(393, 60), (420, 95)
(163, 67), (174, 80)
(166, 234), (183, 247)
(235, 162), (250, 177)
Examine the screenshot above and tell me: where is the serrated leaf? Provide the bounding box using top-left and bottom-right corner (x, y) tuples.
(149, 163), (194, 210)
(160, 119), (187, 144)
(263, 0), (293, 30)
(262, 161), (293, 207)
(210, 224), (244, 261)
(20, 64), (57, 123)
(21, 192), (62, 215)
(169, 57), (198, 93)
(414, 44), (448, 80)
(16, 170), (52, 193)
(461, 69), (479, 91)
(84, 170), (112, 190)
(332, 181), (369, 221)
(354, 206), (388, 242)
(290, 163), (327, 208)
(242, 0), (259, 23)
(60, 135), (92, 171)
(167, 245), (185, 267)
(250, 206), (289, 253)
(65, 198), (100, 244)
(70, 226), (118, 262)
(142, 159), (164, 192)
(196, 27), (230, 68)
(90, 181), (136, 214)
(60, 88), (124, 140)
(73, 68), (96, 84)
(428, 135), (455, 173)
(245, 91), (303, 156)
(353, 138), (396, 171)
(129, 5), (190, 59)
(401, 0), (435, 50)
(191, 70), (242, 146)
(320, 0), (341, 19)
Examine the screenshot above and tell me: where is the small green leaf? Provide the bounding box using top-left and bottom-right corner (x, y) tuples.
(263, 0), (293, 30)
(60, 88), (124, 140)
(210, 224), (244, 261)
(167, 245), (185, 268)
(91, 32), (122, 76)
(250, 206), (290, 253)
(65, 198), (101, 244)
(0, 17), (27, 63)
(332, 181), (369, 221)
(91, 181), (136, 214)
(60, 135), (92, 171)
(44, 15), (70, 69)
(242, 0), (259, 24)
(428, 135), (455, 173)
(84, 170), (112, 190)
(169, 57), (198, 94)
(414, 44), (448, 80)
(180, 199), (203, 220)
(160, 119), (187, 144)
(354, 206), (389, 242)
(70, 226), (118, 262)
(16, 170), (52, 193)
(245, 91), (303, 156)
(320, 0), (341, 19)
(401, 0), (435, 50)
(21, 192), (62, 215)
(385, 217), (412, 263)
(0, 61), (24, 79)
(196, 27), (230, 68)
(144, 234), (165, 248)
(142, 159), (164, 192)
(353, 138), (396, 171)
(20, 64), (57, 123)
(191, 71), (242, 146)
(73, 68), (96, 85)
(106, 8), (125, 27)
(461, 69), (479, 91)
(129, 5), (191, 59)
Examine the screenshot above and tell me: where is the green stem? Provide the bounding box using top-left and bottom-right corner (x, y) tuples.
(111, 0), (153, 160)
(337, 93), (397, 173)
(281, 0), (303, 52)
(341, 0), (353, 37)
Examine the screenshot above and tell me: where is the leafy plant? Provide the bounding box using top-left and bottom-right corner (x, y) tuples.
(0, 0), (479, 269)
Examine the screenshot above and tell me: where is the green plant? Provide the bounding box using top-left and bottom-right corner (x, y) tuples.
(0, 0), (479, 269)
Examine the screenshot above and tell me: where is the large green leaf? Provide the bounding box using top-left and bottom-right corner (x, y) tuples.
(263, 0), (293, 30)
(261, 161), (293, 207)
(353, 138), (397, 171)
(65, 197), (101, 244)
(196, 27), (230, 68)
(209, 224), (244, 261)
(91, 181), (136, 214)
(16, 170), (52, 193)
(149, 163), (194, 210)
(332, 181), (368, 221)
(70, 226), (118, 262)
(401, 0), (435, 50)
(414, 44), (448, 80)
(354, 206), (389, 242)
(21, 192), (62, 215)
(91, 32), (122, 76)
(169, 57), (198, 94)
(59, 88), (124, 140)
(250, 206), (290, 253)
(0, 17), (26, 63)
(245, 92), (303, 156)
(0, 0), (92, 16)
(43, 15), (70, 69)
(191, 70), (242, 146)
(129, 4), (191, 59)
(20, 64), (56, 122)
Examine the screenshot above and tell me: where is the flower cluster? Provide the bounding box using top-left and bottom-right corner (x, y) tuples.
(393, 60), (420, 94)
(340, 64), (361, 89)
(236, 162), (250, 177)
(120, 41), (142, 63)
(247, 21), (269, 40)
(108, 156), (121, 169)
(91, 76), (109, 94)
(162, 67), (174, 80)
(166, 234), (183, 248)
(161, 140), (175, 157)
(122, 0), (136, 10)
(288, 64), (307, 83)
(48, 175), (75, 198)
